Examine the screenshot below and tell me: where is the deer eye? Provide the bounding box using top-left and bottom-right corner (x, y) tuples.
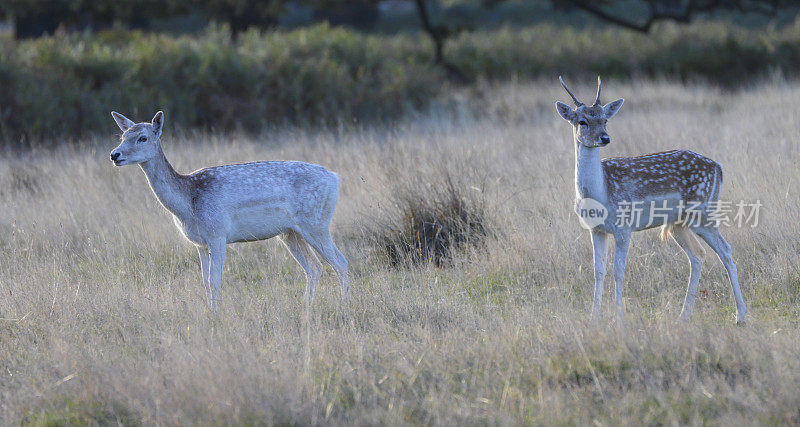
(138, 136), (147, 143)
(578, 119), (588, 126)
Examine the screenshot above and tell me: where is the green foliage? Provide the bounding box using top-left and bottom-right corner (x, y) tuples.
(3, 20), (800, 144)
(0, 0), (191, 38)
(447, 21), (800, 84)
(22, 396), (140, 426)
(0, 24), (441, 144)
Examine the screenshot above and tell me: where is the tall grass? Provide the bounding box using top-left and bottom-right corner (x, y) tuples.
(368, 169), (490, 267)
(2, 80), (800, 424)
(4, 20), (800, 143)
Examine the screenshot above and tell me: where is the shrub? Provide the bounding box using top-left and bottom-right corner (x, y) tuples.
(3, 20), (800, 144)
(0, 24), (443, 145)
(371, 172), (490, 267)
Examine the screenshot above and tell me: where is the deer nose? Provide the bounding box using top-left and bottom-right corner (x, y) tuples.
(599, 134), (610, 145)
(110, 152), (121, 161)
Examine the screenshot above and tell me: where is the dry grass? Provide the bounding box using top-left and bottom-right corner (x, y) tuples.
(2, 80), (800, 425)
(367, 169), (490, 267)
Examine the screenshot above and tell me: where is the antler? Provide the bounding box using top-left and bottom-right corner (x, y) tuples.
(593, 76), (602, 106)
(559, 76), (584, 107)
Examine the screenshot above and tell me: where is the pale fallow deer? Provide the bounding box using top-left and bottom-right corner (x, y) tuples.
(555, 77), (746, 324)
(109, 111), (350, 309)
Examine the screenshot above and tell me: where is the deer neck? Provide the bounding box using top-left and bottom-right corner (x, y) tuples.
(138, 147), (191, 221)
(574, 137), (608, 205)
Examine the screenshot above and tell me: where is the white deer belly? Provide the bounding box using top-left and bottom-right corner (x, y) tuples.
(225, 205), (293, 243)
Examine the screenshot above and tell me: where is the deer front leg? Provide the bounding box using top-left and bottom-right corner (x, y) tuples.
(207, 239), (227, 310)
(590, 230), (609, 319)
(612, 230), (631, 321)
(197, 245), (211, 302)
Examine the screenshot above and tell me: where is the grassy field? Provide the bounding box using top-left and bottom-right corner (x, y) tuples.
(2, 80), (800, 424)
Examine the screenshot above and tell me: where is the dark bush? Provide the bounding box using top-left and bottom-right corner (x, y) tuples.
(0, 24), (443, 145)
(374, 173), (489, 267)
(3, 20), (800, 144)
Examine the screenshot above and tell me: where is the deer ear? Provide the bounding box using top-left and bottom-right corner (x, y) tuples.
(555, 101), (576, 121)
(603, 98), (624, 119)
(111, 111), (135, 132)
(151, 111), (164, 138)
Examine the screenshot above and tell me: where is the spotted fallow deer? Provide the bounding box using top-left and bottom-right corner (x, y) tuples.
(109, 111), (350, 309)
(555, 77), (746, 324)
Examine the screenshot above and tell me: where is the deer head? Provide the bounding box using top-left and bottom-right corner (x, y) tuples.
(555, 77), (624, 148)
(109, 111), (164, 166)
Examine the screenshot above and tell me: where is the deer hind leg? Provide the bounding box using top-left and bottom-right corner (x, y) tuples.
(669, 225), (704, 321)
(280, 230), (322, 302)
(692, 226), (747, 324)
(590, 230), (609, 320)
(300, 227), (351, 301)
(612, 229), (631, 321)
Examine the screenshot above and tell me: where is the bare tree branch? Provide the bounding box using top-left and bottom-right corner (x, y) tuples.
(413, 0), (468, 83)
(414, 0), (445, 64)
